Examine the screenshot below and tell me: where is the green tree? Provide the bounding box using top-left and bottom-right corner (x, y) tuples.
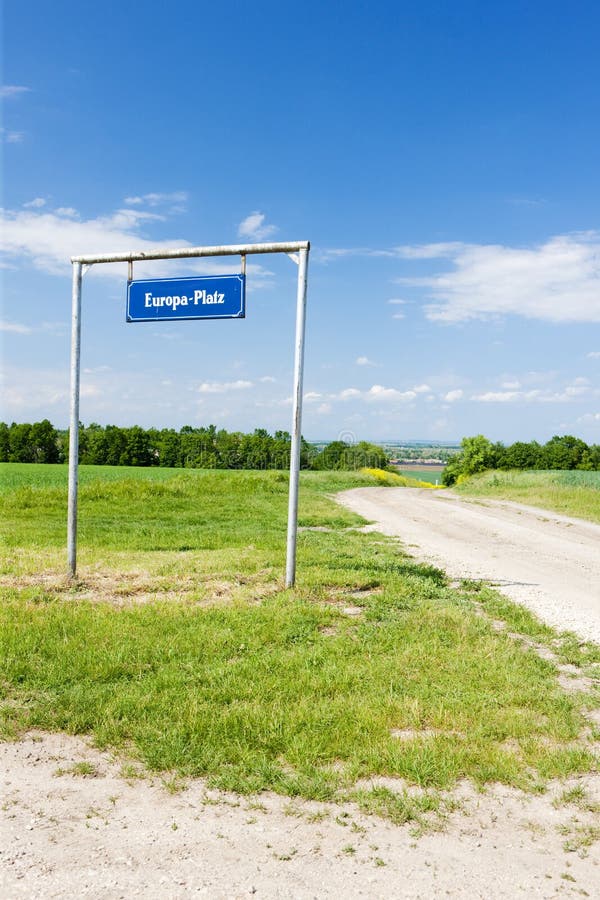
(542, 435), (588, 470)
(0, 423), (9, 462)
(343, 441), (388, 470)
(442, 434), (495, 485)
(502, 440), (542, 470)
(311, 441), (348, 470)
(29, 419), (60, 463)
(81, 423), (108, 465)
(460, 435), (495, 475)
(121, 426), (152, 466)
(103, 426), (127, 466)
(157, 429), (181, 467)
(9, 422), (33, 462)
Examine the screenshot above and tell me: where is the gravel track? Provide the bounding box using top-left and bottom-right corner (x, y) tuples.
(2, 734), (600, 898)
(339, 487), (600, 644)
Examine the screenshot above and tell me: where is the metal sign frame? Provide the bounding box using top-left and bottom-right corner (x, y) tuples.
(67, 240), (310, 587)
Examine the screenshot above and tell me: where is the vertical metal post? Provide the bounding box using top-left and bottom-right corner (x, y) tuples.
(285, 248), (309, 588)
(67, 262), (83, 578)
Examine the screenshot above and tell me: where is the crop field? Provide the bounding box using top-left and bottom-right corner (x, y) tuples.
(1, 463), (599, 815)
(394, 466), (445, 485)
(455, 469), (600, 524)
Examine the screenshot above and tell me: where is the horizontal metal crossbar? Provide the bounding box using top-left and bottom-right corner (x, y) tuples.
(71, 241), (310, 265)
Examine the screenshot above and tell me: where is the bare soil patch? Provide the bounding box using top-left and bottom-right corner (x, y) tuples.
(0, 569), (280, 608)
(2, 733), (600, 898)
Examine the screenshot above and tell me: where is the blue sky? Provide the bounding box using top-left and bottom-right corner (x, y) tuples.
(2, 0), (600, 443)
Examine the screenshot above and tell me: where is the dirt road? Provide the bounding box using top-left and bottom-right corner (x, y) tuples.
(2, 734), (600, 899)
(339, 487), (600, 644)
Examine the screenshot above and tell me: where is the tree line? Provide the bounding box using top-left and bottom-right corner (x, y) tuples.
(442, 434), (600, 485)
(0, 420), (388, 471)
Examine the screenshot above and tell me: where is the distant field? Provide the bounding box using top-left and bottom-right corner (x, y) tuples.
(394, 466), (445, 485)
(1, 463), (598, 808)
(455, 469), (600, 524)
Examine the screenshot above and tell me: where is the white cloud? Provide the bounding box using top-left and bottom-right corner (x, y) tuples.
(23, 198), (46, 209)
(0, 320), (32, 334)
(577, 412), (600, 424)
(237, 212), (278, 241)
(0, 363), (237, 424)
(0, 319), (67, 338)
(1, 85), (31, 99)
(356, 355), (377, 367)
(444, 389), (463, 402)
(587, 351), (600, 359)
(259, 375), (276, 383)
(367, 385), (416, 403)
(2, 129), (25, 144)
(83, 365), (112, 374)
(396, 232), (600, 323)
(472, 379), (591, 404)
(304, 391), (322, 402)
(394, 242), (464, 260)
(318, 247), (398, 263)
(387, 298), (408, 305)
(0, 202), (275, 283)
(197, 380), (253, 394)
(124, 192), (188, 210)
(412, 383), (431, 394)
(1, 205), (181, 276)
(501, 380), (521, 389)
(0, 365), (69, 416)
(334, 384), (418, 404)
(317, 403), (332, 415)
(472, 391), (522, 403)
(81, 384), (103, 399)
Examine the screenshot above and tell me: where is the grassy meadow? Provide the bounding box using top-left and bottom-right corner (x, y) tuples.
(1, 463), (599, 814)
(455, 469), (600, 524)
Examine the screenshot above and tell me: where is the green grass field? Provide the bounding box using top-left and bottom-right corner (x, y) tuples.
(1, 463), (598, 813)
(455, 469), (600, 524)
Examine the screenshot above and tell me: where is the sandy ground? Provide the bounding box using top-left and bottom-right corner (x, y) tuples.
(2, 733), (600, 899)
(3, 488), (600, 897)
(339, 488), (600, 644)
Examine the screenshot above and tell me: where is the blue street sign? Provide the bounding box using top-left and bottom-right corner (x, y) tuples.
(127, 274), (245, 322)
